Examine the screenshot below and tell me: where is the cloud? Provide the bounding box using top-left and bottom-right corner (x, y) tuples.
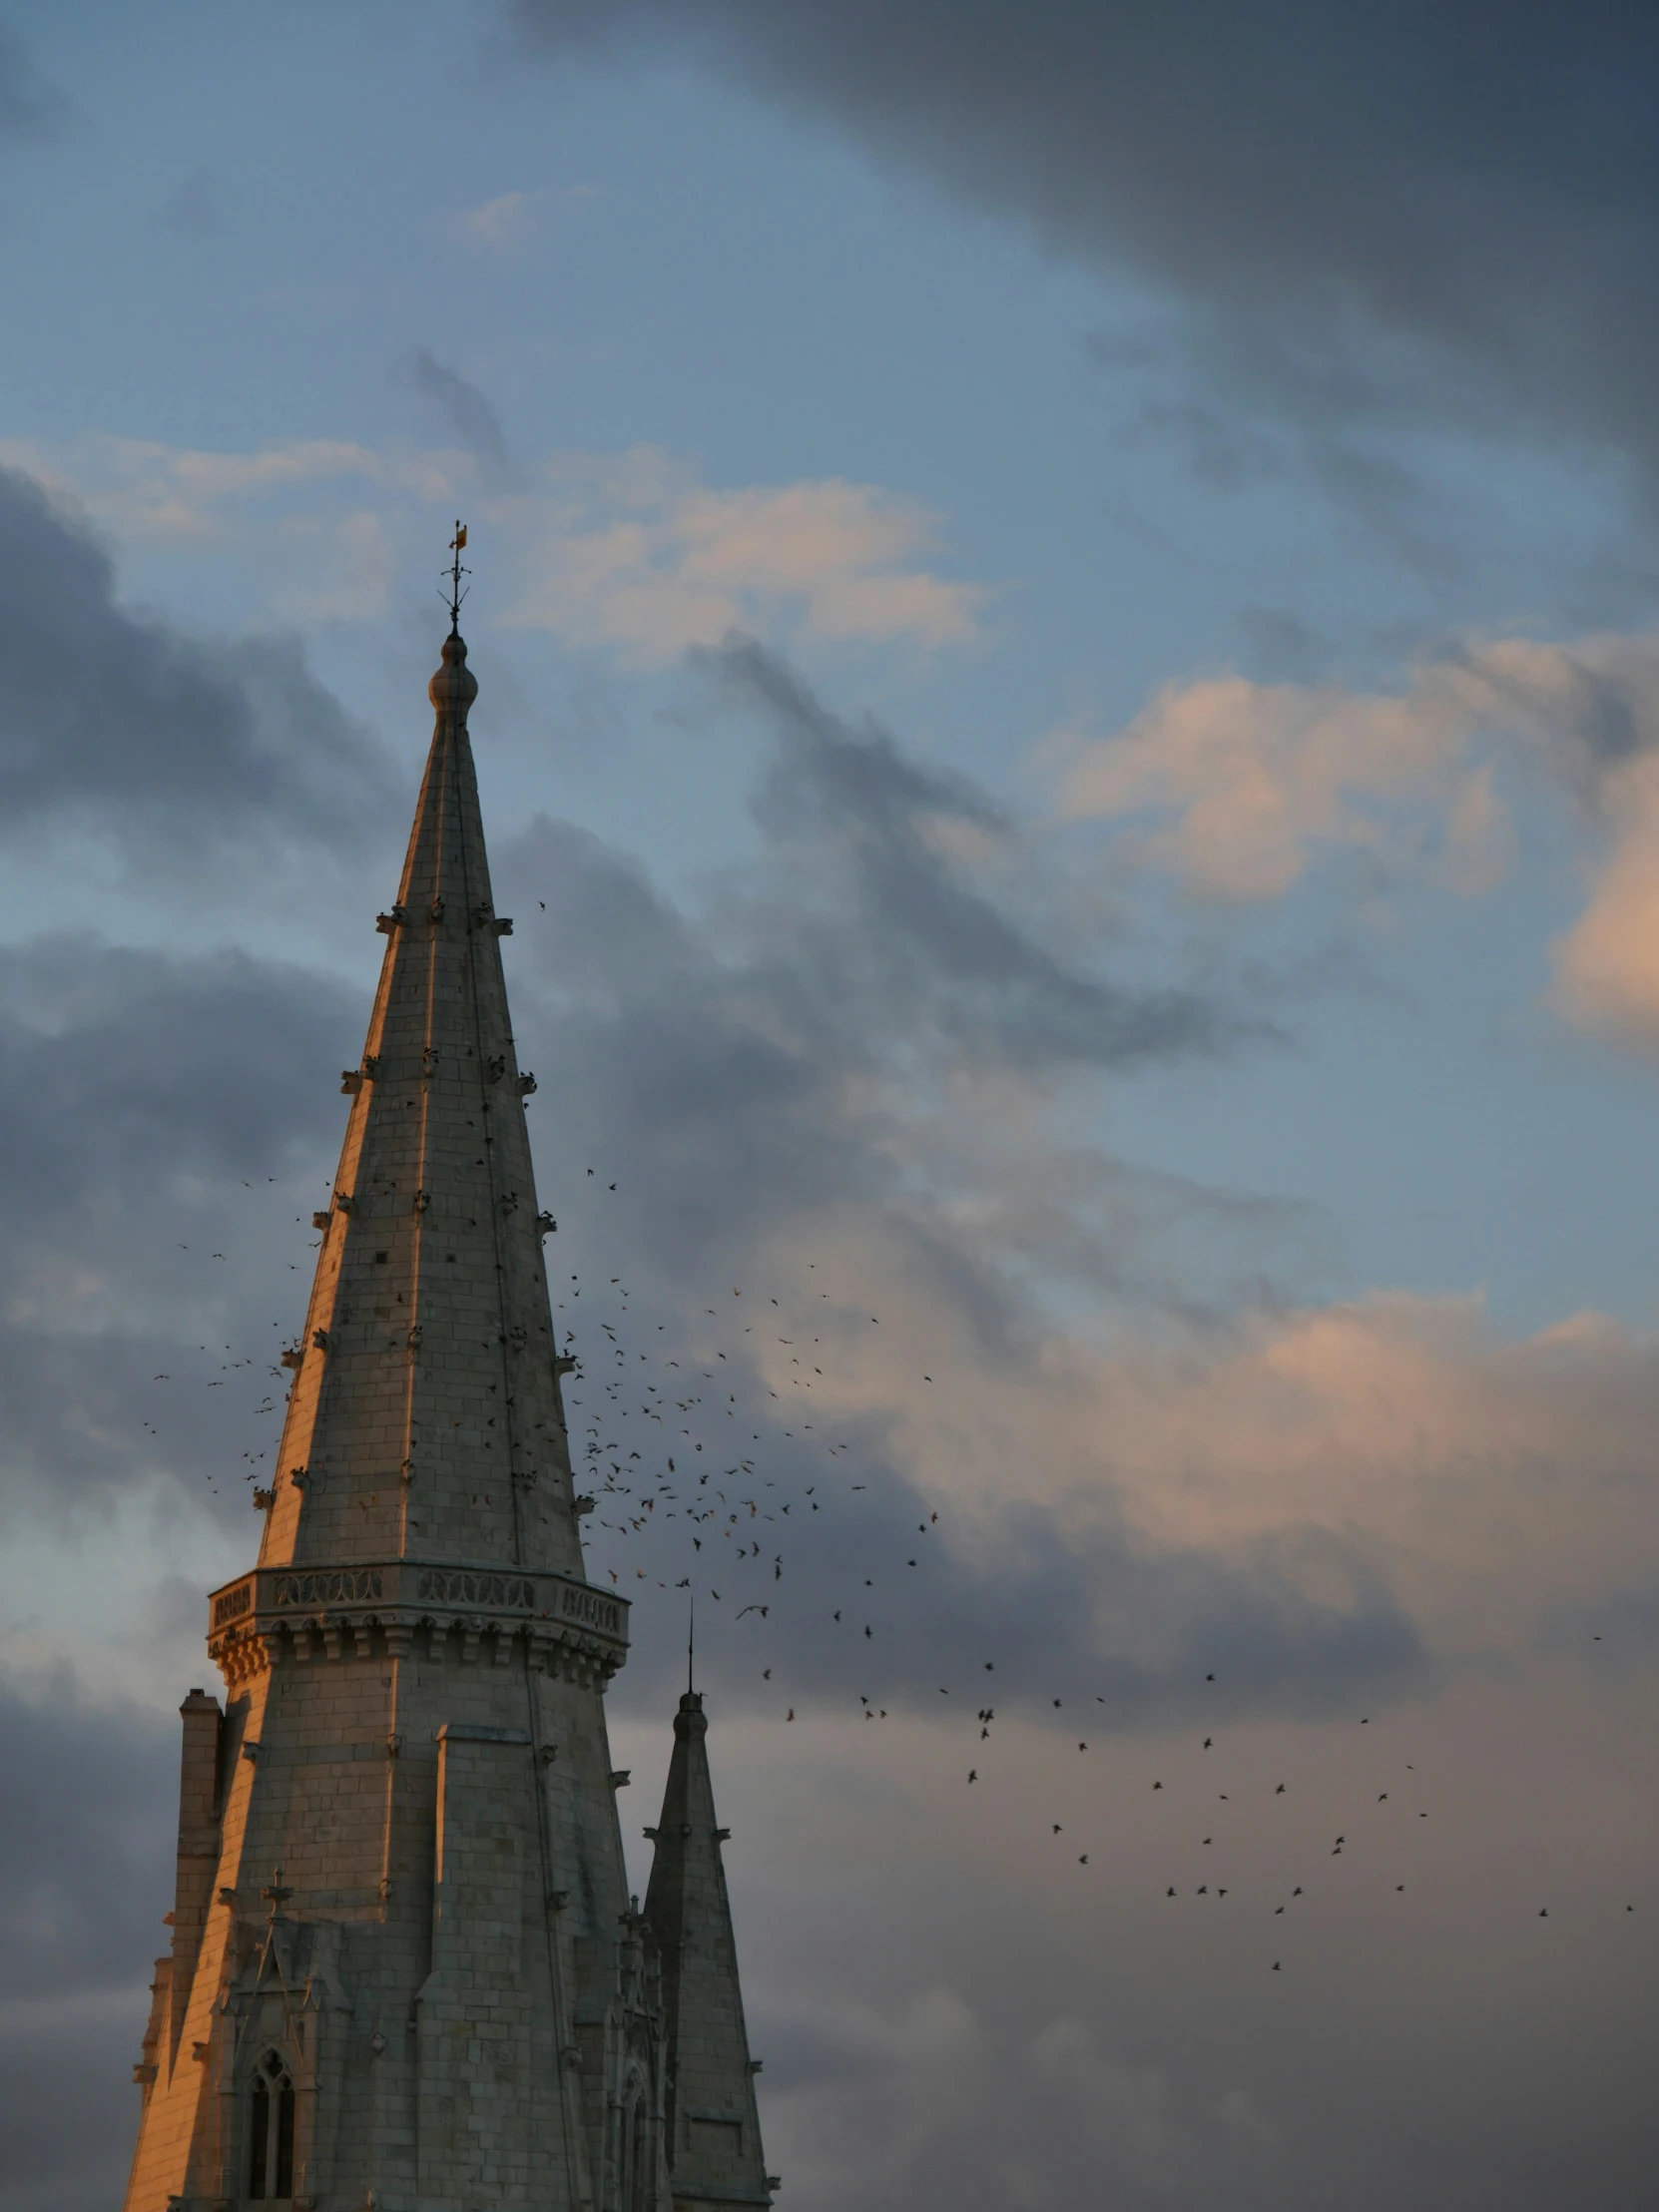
(5, 633), (1659, 2206)
(716, 639), (1231, 1068)
(1047, 1292), (1659, 1660)
(0, 1671), (175, 2212)
(1044, 626), (1659, 1053)
(0, 1672), (173, 1997)
(753, 1982), (1246, 2207)
(486, 643), (1245, 1341)
(0, 433), (415, 547)
(269, 505), (395, 624)
(1052, 623), (1659, 1061)
(2, 608), (1654, 2206)
(505, 450), (987, 657)
(452, 656), (1659, 1809)
(1040, 619), (1659, 1052)
(482, 646), (1659, 1699)
(0, 934), (357, 1523)
(0, 617), (1633, 1710)
(1236, 606), (1330, 686)
(0, 463), (396, 856)
(1549, 752), (1659, 1046)
(409, 347), (516, 485)
(1028, 2021), (1196, 2192)
(447, 186), (551, 253)
(0, 23), (64, 138)
(153, 168), (229, 240)
(1046, 665), (1505, 902)
(722, 1626), (1659, 2208)
(515, 1), (1659, 503)
(4, 435), (979, 661)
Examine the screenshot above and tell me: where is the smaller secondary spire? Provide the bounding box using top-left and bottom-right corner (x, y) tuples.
(645, 1694), (773, 2208)
(444, 519), (470, 633)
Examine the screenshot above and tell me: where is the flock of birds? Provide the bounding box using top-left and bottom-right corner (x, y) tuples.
(131, 1155), (1648, 1976)
(553, 1239), (1459, 1971)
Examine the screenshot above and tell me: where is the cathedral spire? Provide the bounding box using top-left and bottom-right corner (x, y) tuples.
(254, 608), (583, 1580)
(645, 1694), (775, 2210)
(124, 597), (772, 2212)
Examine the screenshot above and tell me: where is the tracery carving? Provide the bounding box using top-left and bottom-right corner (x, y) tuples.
(275, 1569), (383, 1607)
(415, 1568), (535, 1607)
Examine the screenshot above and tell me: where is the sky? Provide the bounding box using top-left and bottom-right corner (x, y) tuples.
(2, 4), (1659, 2206)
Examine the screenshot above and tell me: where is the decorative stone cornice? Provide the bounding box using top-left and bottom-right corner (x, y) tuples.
(208, 1559), (629, 1688)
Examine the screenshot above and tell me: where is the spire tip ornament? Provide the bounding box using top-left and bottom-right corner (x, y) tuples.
(428, 524), (479, 715)
(444, 519), (469, 631)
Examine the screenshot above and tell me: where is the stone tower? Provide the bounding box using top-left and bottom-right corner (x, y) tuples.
(122, 621), (773, 2212)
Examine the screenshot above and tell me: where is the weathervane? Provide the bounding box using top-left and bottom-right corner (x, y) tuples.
(444, 519), (470, 632)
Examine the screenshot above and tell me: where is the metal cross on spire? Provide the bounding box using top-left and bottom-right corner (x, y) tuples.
(262, 1865), (293, 1922)
(444, 520), (470, 632)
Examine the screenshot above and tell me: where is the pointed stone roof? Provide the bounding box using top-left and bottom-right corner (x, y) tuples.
(645, 1693), (774, 2209)
(258, 627), (582, 1579)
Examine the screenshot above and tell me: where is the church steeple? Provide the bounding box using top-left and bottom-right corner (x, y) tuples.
(256, 618), (583, 1581)
(645, 1694), (774, 2209)
(123, 600), (704, 2212)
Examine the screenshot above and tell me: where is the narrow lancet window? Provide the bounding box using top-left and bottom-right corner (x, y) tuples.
(249, 2051), (294, 2200)
(629, 2097), (650, 2212)
(276, 2075), (294, 2197)
(249, 2079), (268, 2199)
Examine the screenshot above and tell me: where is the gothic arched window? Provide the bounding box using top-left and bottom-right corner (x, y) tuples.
(616, 2082), (637, 2207)
(616, 2066), (652, 2212)
(248, 2050), (294, 2200)
(629, 2095), (650, 2212)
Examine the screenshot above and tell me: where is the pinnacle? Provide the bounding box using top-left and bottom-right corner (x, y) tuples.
(645, 1692), (772, 2205)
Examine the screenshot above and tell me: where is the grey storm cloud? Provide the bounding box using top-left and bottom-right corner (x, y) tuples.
(517, 1), (1659, 486)
(6, 625), (1635, 2208)
(0, 936), (354, 1204)
(0, 1680), (175, 2209)
(0, 1679), (174, 2001)
(0, 934), (357, 1516)
(0, 465), (396, 852)
(0, 634), (1401, 2210)
(409, 348), (516, 486)
(478, 643), (1406, 1736)
(704, 638), (1239, 1076)
(495, 640), (1258, 1303)
(0, 748), (1413, 2210)
(605, 1424), (1430, 1730)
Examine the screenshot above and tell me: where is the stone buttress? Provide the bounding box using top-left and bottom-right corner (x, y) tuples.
(643, 1697), (773, 2212)
(121, 627), (689, 2212)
